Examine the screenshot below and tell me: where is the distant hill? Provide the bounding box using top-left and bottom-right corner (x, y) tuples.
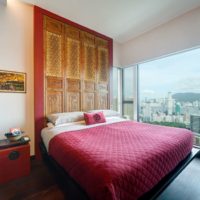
(172, 93), (200, 102)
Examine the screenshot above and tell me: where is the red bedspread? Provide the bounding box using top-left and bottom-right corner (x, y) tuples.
(49, 121), (193, 200)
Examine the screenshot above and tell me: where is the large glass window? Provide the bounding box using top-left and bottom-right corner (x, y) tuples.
(113, 48), (200, 146)
(139, 48), (200, 134)
(122, 67), (134, 119)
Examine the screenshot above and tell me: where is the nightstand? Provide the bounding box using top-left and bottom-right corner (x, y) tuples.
(0, 142), (30, 184)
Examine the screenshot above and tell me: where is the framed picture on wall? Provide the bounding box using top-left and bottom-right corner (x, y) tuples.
(0, 70), (26, 93)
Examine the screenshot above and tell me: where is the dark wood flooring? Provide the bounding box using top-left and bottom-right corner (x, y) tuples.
(0, 159), (66, 200)
(0, 150), (200, 200)
(155, 152), (200, 200)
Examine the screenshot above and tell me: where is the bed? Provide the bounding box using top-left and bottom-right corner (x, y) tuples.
(34, 8), (194, 200)
(41, 115), (193, 200)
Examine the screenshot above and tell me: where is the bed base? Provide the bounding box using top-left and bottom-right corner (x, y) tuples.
(40, 141), (199, 200)
(40, 141), (89, 200)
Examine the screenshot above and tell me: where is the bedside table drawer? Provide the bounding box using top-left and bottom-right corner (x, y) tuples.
(0, 144), (30, 184)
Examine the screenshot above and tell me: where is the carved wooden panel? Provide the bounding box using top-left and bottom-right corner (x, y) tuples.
(84, 81), (95, 92)
(65, 38), (80, 79)
(44, 17), (64, 78)
(97, 47), (109, 83)
(95, 37), (108, 48)
(65, 26), (80, 79)
(66, 92), (80, 111)
(43, 16), (111, 116)
(83, 93), (95, 111)
(45, 32), (62, 77)
(83, 44), (96, 81)
(82, 32), (96, 81)
(96, 83), (108, 92)
(81, 32), (94, 44)
(46, 77), (63, 89)
(66, 25), (80, 39)
(66, 79), (80, 92)
(46, 90), (63, 114)
(96, 93), (108, 109)
(45, 16), (63, 34)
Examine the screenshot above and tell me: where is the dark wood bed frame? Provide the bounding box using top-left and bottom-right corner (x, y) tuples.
(40, 141), (89, 200)
(40, 140), (199, 200)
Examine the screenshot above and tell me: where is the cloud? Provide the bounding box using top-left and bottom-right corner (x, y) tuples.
(142, 90), (155, 95)
(174, 77), (200, 93)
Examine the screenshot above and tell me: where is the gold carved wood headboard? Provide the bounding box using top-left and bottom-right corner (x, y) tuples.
(44, 16), (111, 115)
(34, 6), (112, 158)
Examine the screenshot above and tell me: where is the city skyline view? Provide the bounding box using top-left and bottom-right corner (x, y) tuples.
(139, 47), (200, 133)
(113, 47), (200, 134)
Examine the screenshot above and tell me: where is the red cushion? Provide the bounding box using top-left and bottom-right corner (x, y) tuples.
(84, 112), (106, 125)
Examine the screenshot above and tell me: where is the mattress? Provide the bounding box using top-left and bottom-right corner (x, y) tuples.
(41, 119), (193, 200)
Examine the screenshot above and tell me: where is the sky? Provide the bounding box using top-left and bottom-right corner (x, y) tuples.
(113, 48), (200, 100)
(139, 48), (200, 100)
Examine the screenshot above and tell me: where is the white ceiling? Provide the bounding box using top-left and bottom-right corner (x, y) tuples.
(21, 0), (200, 43)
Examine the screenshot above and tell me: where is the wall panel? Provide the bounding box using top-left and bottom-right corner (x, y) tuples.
(44, 16), (111, 115)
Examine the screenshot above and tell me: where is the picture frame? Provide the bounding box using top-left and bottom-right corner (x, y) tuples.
(0, 70), (26, 93)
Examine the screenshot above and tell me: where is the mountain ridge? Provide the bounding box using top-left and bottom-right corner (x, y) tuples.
(172, 92), (200, 102)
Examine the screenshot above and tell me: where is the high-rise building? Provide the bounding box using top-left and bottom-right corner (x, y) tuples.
(175, 102), (181, 115)
(190, 115), (200, 134)
(167, 92), (174, 115)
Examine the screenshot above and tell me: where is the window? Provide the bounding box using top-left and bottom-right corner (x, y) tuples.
(112, 67), (121, 112)
(112, 48), (200, 146)
(139, 48), (200, 134)
(122, 67), (134, 119)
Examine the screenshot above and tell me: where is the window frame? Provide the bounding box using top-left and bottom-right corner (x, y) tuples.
(112, 67), (122, 114)
(121, 66), (138, 120)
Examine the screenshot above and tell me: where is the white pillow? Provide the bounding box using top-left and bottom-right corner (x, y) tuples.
(88, 109), (121, 118)
(47, 111), (84, 126)
(47, 122), (54, 128)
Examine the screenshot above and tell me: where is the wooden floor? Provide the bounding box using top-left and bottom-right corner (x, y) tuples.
(0, 151), (200, 200)
(156, 153), (200, 200)
(0, 159), (66, 200)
